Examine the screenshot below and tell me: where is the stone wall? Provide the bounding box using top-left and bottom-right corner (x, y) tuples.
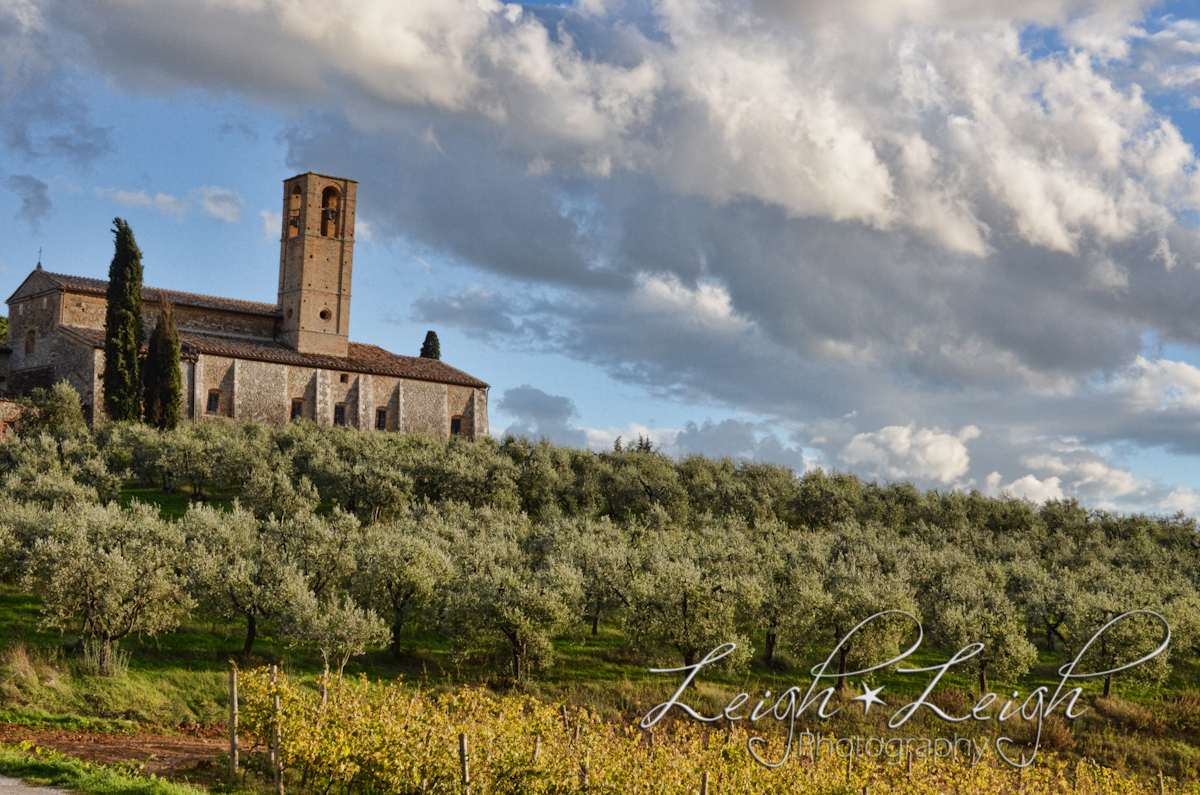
(6, 287), (63, 386)
(184, 352), (485, 438)
(196, 355), (236, 420)
(232, 358), (289, 426)
(62, 288), (278, 340)
(403, 378), (448, 436)
(56, 337), (100, 423)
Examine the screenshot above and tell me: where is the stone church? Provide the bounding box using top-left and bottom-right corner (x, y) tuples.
(0, 172), (489, 438)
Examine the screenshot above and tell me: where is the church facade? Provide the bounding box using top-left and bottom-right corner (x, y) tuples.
(0, 172), (489, 438)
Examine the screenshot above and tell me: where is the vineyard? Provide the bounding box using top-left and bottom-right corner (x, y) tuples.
(238, 666), (1198, 795)
(2, 386), (1200, 787)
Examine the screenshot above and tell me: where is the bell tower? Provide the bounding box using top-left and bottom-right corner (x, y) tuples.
(277, 172), (357, 357)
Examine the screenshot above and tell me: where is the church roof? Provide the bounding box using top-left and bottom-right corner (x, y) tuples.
(60, 327), (488, 389)
(15, 270), (280, 318)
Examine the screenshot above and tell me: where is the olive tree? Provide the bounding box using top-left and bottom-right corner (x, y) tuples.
(25, 501), (193, 675)
(624, 514), (761, 671)
(352, 521), (453, 659)
(443, 509), (584, 682)
(182, 503), (307, 653)
(288, 590), (389, 679)
(916, 549), (1037, 693)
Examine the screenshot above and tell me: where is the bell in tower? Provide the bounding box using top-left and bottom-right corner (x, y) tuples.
(277, 172), (357, 357)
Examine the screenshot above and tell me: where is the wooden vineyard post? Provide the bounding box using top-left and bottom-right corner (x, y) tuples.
(459, 733), (470, 792)
(271, 664), (283, 795)
(579, 751), (590, 787)
(846, 747), (853, 784)
(228, 667), (239, 774)
(1159, 769), (1166, 795)
(907, 749), (913, 779)
(532, 735), (541, 765)
(700, 770), (709, 795)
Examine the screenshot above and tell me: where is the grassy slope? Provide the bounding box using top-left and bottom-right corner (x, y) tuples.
(0, 744), (215, 795)
(2, 483), (1200, 780)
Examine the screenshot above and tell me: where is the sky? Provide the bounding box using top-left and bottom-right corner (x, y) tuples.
(5, 0), (1200, 513)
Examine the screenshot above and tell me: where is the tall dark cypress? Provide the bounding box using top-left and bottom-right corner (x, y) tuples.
(420, 330), (440, 360)
(143, 293), (182, 429)
(103, 218), (144, 422)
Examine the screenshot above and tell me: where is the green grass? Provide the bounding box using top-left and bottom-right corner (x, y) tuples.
(0, 743), (214, 795)
(6, 483), (1200, 781)
(117, 486), (239, 520)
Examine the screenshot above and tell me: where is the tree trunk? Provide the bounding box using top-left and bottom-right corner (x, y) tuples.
(979, 662), (988, 695)
(516, 642), (528, 683)
(837, 647), (848, 691)
(1103, 674), (1112, 698)
(765, 630), (777, 668)
(243, 613), (257, 655)
(98, 636), (113, 677)
(391, 621), (403, 660)
(591, 601), (601, 636)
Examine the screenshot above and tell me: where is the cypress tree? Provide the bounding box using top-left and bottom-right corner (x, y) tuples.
(419, 330), (440, 360)
(103, 218), (145, 422)
(143, 293), (182, 430)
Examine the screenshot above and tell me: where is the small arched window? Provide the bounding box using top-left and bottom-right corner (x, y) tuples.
(24, 329), (35, 356)
(206, 390), (222, 415)
(320, 187), (340, 237)
(288, 185), (303, 238)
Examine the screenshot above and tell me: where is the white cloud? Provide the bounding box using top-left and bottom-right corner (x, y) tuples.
(1003, 474), (1064, 503)
(1162, 488), (1200, 514)
(1019, 452), (1146, 498)
(260, 209), (282, 240)
(840, 424), (980, 484)
(1108, 356), (1200, 415)
(97, 187), (188, 220)
(632, 274), (753, 334)
(96, 184), (245, 223)
(196, 185), (243, 222)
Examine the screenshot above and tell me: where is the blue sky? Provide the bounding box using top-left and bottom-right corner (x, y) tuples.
(5, 0), (1200, 513)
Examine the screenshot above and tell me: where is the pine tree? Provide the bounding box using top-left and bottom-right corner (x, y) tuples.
(0, 315), (7, 344)
(143, 293), (182, 430)
(103, 219), (144, 422)
(419, 330), (440, 360)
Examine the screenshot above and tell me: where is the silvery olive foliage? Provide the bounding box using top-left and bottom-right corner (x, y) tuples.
(181, 502), (308, 654)
(912, 548), (1038, 693)
(24, 500), (193, 676)
(623, 509), (761, 672)
(287, 590), (390, 679)
(442, 507), (585, 682)
(352, 520), (454, 659)
(2, 418), (1199, 689)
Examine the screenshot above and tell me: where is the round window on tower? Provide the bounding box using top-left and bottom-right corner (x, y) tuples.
(286, 307), (293, 319)
(319, 308), (332, 321)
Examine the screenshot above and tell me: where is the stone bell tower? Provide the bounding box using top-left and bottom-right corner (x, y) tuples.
(278, 172), (357, 357)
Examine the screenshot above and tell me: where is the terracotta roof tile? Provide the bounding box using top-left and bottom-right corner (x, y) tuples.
(61, 327), (488, 388)
(40, 271), (280, 317)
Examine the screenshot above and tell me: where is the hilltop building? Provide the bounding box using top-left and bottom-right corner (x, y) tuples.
(0, 173), (489, 437)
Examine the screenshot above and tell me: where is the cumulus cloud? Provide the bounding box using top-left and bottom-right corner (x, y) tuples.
(496, 383), (588, 447)
(1002, 474), (1065, 504)
(7, 174), (51, 230)
(95, 185), (244, 223)
(260, 209), (282, 240)
(195, 186), (243, 222)
(14, 0), (1200, 510)
(841, 424), (980, 484)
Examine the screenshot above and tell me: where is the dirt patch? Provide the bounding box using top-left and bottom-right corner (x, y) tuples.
(0, 724), (232, 776)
